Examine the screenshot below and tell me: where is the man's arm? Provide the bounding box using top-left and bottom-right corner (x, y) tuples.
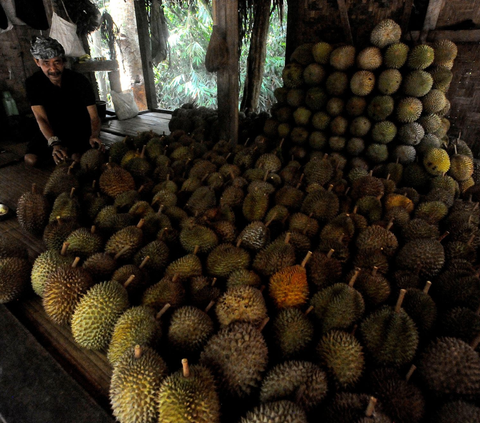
(87, 104), (104, 151)
(31, 105), (68, 162)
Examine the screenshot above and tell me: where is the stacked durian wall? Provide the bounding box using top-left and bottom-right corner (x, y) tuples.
(3, 17), (480, 423)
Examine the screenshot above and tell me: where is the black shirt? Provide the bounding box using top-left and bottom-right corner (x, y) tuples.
(26, 69), (96, 144)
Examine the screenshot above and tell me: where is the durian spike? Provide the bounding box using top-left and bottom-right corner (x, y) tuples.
(372, 266), (378, 277)
(134, 345), (142, 359)
(211, 277), (217, 287)
(90, 225), (96, 234)
(365, 397), (377, 417)
(263, 169), (269, 182)
(468, 234), (475, 246)
(72, 257), (81, 268)
(114, 246), (130, 260)
(258, 317), (270, 332)
(327, 249), (335, 259)
(182, 358), (191, 378)
(137, 218), (145, 229)
(471, 332), (480, 350)
(70, 187), (76, 198)
(265, 212), (277, 228)
(406, 364), (416, 382)
(139, 256), (150, 269)
(348, 268), (360, 287)
(123, 274), (136, 288)
(205, 300), (215, 313)
(423, 281), (432, 294)
(61, 242), (70, 256)
(156, 303), (171, 320)
(301, 251), (313, 268)
(395, 289), (407, 313)
(284, 232), (291, 244)
(386, 218), (394, 231)
(438, 231), (450, 242)
(305, 305), (314, 316)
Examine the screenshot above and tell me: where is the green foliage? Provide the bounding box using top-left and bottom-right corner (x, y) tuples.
(155, 1), (286, 111)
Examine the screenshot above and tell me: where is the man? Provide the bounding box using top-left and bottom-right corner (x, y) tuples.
(25, 36), (104, 166)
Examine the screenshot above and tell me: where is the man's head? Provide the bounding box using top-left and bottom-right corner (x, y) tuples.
(30, 36), (66, 84)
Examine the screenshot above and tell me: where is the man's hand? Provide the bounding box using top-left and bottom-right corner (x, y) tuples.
(90, 136), (105, 152)
(52, 144), (68, 165)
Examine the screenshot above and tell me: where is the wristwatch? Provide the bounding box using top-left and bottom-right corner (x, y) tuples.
(48, 136), (62, 147)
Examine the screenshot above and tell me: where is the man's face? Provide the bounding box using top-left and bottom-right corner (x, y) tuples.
(35, 57), (65, 84)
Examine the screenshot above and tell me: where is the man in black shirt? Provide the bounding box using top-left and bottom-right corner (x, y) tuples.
(25, 36), (104, 166)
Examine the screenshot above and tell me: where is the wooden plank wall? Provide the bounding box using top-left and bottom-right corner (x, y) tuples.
(436, 0), (480, 28)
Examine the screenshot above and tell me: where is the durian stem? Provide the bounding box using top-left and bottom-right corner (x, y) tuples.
(471, 333), (480, 350)
(344, 187), (350, 196)
(56, 216), (61, 222)
(172, 274), (180, 283)
(279, 138), (285, 149)
(92, 180), (96, 189)
(72, 257), (81, 268)
(139, 255), (150, 269)
(423, 281), (432, 294)
(369, 170), (373, 176)
(476, 303), (480, 315)
(474, 202), (479, 211)
(193, 245), (200, 255)
(353, 206), (358, 214)
(90, 225), (96, 234)
(31, 183), (37, 194)
(244, 137), (250, 146)
(123, 275), (136, 288)
(134, 345), (142, 359)
(259, 317), (270, 332)
(205, 300), (215, 313)
(211, 277), (217, 287)
(263, 169), (269, 182)
(372, 266), (378, 277)
(395, 289), (407, 313)
(229, 170), (236, 181)
(182, 358), (190, 378)
(137, 218), (145, 229)
(468, 215), (473, 225)
(61, 242), (69, 256)
(365, 397), (377, 417)
(327, 249), (335, 259)
(438, 231), (450, 242)
(348, 268), (360, 287)
(468, 234), (475, 246)
(284, 232), (291, 245)
(386, 218), (394, 231)
(386, 173), (391, 181)
(114, 246), (130, 260)
(265, 213), (277, 228)
(156, 303), (171, 320)
(138, 185), (144, 194)
(259, 285), (266, 293)
(351, 324), (358, 336)
(157, 205), (164, 215)
(296, 173), (305, 189)
(328, 184), (334, 192)
(304, 305), (314, 316)
(70, 187), (76, 199)
(301, 251), (313, 268)
(226, 152), (232, 160)
(406, 364), (416, 382)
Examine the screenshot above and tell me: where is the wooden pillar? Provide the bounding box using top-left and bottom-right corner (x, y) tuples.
(134, 0), (158, 110)
(420, 0), (446, 42)
(217, 0), (239, 146)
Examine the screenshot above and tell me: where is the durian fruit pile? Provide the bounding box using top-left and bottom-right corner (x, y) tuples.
(2, 18), (480, 423)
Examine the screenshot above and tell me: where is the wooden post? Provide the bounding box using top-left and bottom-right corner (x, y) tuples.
(401, 0), (414, 35)
(337, 0), (353, 45)
(134, 0), (158, 110)
(217, 0), (239, 146)
(420, 0), (446, 43)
